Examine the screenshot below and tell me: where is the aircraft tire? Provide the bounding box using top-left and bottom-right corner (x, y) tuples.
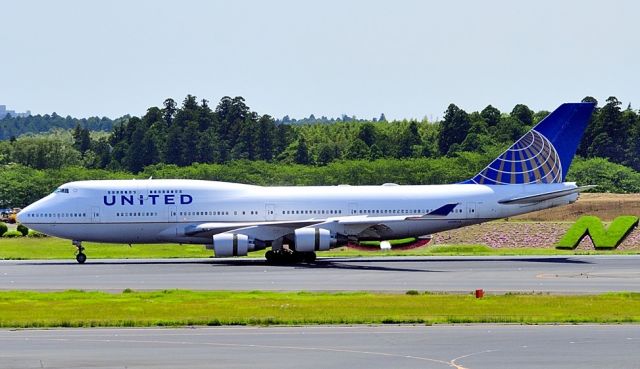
(303, 252), (317, 263)
(265, 250), (275, 263)
(76, 252), (87, 264)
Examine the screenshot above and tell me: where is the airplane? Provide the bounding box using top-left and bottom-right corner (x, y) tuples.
(18, 102), (596, 264)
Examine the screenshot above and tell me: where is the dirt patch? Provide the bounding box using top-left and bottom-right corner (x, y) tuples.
(433, 221), (640, 251)
(513, 193), (640, 221)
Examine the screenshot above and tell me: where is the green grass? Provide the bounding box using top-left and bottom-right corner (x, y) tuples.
(556, 215), (639, 249)
(357, 238), (418, 247)
(1, 237), (639, 260)
(0, 237), (211, 260)
(0, 290), (638, 328)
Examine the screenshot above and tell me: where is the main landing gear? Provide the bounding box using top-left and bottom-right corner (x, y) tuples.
(265, 249), (316, 264)
(73, 240), (86, 264)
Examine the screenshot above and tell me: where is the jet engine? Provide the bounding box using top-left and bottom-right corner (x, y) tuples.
(294, 228), (335, 252)
(212, 233), (250, 257)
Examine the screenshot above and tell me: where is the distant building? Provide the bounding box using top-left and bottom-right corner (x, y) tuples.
(0, 105), (31, 119)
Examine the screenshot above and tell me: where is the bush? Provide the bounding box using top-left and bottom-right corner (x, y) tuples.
(16, 224), (29, 236)
(27, 230), (47, 238)
(405, 290), (419, 295)
(0, 222), (7, 236)
(566, 157), (640, 193)
(2, 230), (23, 238)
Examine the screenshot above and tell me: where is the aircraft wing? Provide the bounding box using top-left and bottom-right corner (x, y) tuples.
(184, 203), (459, 242)
(185, 217), (400, 242)
(184, 219), (322, 239)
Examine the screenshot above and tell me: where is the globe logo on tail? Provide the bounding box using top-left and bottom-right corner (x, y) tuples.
(470, 130), (562, 185)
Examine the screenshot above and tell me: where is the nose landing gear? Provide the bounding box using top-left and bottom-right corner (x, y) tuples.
(72, 240), (86, 264)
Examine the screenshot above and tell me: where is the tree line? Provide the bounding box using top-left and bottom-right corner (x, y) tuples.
(0, 113), (118, 140)
(0, 94), (639, 206)
(5, 94), (637, 173)
(1, 156), (639, 208)
(0, 95), (561, 172)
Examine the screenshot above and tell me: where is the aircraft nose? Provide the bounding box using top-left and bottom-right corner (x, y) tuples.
(16, 204), (35, 225)
(16, 208), (26, 224)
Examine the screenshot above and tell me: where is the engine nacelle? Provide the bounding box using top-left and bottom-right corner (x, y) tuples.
(294, 228), (335, 252)
(212, 233), (250, 257)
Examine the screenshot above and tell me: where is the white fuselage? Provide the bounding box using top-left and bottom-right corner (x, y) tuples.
(19, 179), (578, 245)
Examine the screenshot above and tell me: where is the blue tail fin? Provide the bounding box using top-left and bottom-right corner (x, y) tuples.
(463, 102), (596, 185)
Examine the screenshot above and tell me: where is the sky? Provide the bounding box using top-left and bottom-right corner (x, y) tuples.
(1, 0), (638, 120)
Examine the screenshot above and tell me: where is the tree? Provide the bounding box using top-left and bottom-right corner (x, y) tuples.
(216, 96), (251, 145)
(163, 98), (177, 125)
(125, 123), (148, 173)
(165, 124), (183, 165)
(317, 144), (337, 165)
(586, 97), (627, 162)
(295, 136), (311, 164)
(358, 123), (376, 146)
(11, 138), (82, 169)
(398, 121), (421, 158)
(90, 138), (112, 169)
(369, 144), (383, 160)
(532, 110), (550, 124)
(196, 127), (218, 163)
(494, 116), (527, 142)
(510, 104), (533, 125)
(72, 124), (91, 154)
(438, 104), (471, 156)
(231, 118), (257, 161)
(577, 96), (600, 157)
(181, 121), (200, 165)
(256, 115), (275, 161)
(480, 105), (501, 126)
(198, 99), (215, 131)
(274, 124), (294, 156)
(624, 114), (640, 171)
(146, 119), (168, 163)
(459, 120), (491, 152)
(345, 139), (370, 160)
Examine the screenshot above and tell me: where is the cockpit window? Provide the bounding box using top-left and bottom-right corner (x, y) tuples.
(55, 188), (69, 194)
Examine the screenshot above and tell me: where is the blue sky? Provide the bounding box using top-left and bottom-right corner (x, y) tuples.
(1, 0), (638, 120)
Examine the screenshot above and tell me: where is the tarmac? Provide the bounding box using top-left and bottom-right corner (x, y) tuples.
(2, 255), (639, 368)
(1, 255), (639, 293)
(1, 325), (638, 369)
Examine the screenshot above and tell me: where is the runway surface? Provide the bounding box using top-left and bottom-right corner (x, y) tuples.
(1, 255), (639, 293)
(1, 325), (638, 369)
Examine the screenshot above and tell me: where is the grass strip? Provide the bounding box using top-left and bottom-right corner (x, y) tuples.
(0, 238), (211, 260)
(0, 290), (639, 328)
(1, 238), (639, 260)
(356, 238), (418, 247)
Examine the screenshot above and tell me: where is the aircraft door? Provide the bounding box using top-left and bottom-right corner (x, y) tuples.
(90, 206), (101, 223)
(168, 205), (177, 222)
(348, 202), (358, 215)
(265, 204), (275, 221)
(466, 202), (479, 219)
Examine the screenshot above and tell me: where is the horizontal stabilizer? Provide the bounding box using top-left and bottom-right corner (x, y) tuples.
(498, 185), (596, 205)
